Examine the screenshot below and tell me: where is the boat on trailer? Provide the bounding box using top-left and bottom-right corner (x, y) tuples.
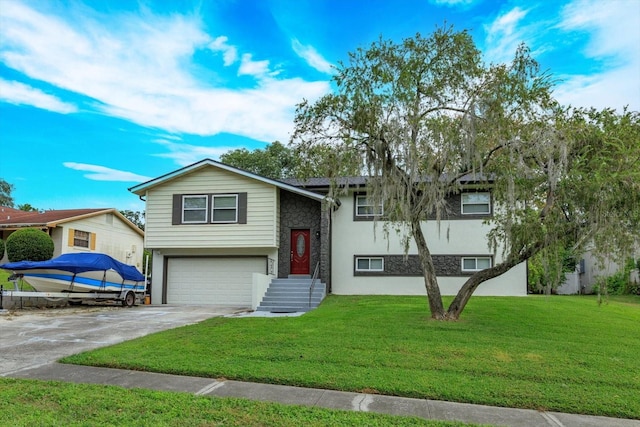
(0, 253), (146, 307)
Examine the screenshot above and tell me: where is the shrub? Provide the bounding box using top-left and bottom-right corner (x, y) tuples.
(6, 228), (54, 262)
(0, 238), (4, 259)
(594, 258), (639, 296)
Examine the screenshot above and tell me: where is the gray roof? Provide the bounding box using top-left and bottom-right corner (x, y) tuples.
(283, 174), (492, 189)
(280, 177), (368, 189)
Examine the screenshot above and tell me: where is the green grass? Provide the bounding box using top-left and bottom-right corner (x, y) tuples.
(0, 268), (12, 287)
(0, 378), (475, 426)
(63, 295), (640, 419)
(0, 268), (35, 291)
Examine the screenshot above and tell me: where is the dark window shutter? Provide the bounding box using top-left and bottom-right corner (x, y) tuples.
(172, 194), (182, 225)
(238, 192), (247, 224)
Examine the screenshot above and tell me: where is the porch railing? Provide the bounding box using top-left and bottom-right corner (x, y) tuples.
(309, 261), (320, 308)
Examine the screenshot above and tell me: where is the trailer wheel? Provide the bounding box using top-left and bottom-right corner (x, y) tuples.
(123, 291), (136, 307)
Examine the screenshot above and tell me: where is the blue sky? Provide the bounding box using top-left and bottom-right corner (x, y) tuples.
(1, 0), (639, 213)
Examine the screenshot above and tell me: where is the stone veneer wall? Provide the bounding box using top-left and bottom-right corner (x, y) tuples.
(320, 201), (331, 290)
(352, 191), (493, 221)
(353, 254), (489, 276)
(278, 190), (324, 281)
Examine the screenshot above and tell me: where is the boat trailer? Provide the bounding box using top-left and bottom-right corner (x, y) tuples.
(1, 276), (144, 308)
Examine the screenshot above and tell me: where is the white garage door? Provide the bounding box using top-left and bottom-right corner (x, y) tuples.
(166, 257), (266, 305)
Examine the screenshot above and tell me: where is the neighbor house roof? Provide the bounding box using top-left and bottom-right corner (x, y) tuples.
(0, 206), (34, 222)
(128, 158), (325, 202)
(0, 207), (144, 236)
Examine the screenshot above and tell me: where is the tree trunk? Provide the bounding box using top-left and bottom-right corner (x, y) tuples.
(411, 218), (446, 319)
(446, 263), (515, 320)
(447, 243), (544, 319)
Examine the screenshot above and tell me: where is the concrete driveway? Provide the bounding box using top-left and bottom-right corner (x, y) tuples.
(0, 304), (245, 376)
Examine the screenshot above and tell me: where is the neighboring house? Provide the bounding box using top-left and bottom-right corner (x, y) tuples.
(129, 159), (526, 308)
(558, 247), (640, 294)
(0, 207), (144, 268)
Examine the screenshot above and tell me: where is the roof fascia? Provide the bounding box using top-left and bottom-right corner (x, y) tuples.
(0, 224), (49, 230)
(128, 159), (324, 202)
(46, 209), (113, 227)
(49, 209), (145, 237)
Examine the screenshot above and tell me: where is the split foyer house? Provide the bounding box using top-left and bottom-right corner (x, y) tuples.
(129, 159), (527, 309)
(0, 207), (144, 268)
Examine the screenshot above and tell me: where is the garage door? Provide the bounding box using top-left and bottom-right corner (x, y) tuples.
(166, 257), (266, 305)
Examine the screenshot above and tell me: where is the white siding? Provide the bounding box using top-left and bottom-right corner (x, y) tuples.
(331, 191), (527, 296)
(57, 213), (144, 268)
(144, 166), (278, 249)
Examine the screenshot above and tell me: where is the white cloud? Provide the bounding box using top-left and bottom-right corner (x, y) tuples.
(238, 53), (272, 78)
(559, 0), (639, 58)
(0, 78), (77, 113)
(0, 2), (330, 145)
(63, 162), (152, 182)
(291, 39), (333, 74)
(481, 1), (639, 111)
(483, 7), (531, 64)
(431, 0), (475, 6)
(152, 138), (236, 166)
(554, 0), (640, 110)
(208, 35), (238, 66)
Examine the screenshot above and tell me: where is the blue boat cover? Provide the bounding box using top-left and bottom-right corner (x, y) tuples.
(0, 253), (145, 282)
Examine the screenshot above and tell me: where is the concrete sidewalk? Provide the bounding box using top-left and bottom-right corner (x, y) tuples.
(7, 363), (639, 427)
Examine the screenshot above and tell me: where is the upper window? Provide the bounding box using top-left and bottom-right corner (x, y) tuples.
(73, 230), (90, 248)
(182, 195), (208, 223)
(212, 195), (238, 223)
(173, 193), (247, 226)
(461, 192), (491, 215)
(355, 257), (384, 272)
(355, 195), (384, 217)
(461, 257), (492, 272)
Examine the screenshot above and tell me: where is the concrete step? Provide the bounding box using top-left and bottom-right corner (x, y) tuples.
(259, 296), (324, 304)
(260, 297), (324, 305)
(256, 277), (327, 313)
(267, 281), (326, 288)
(256, 305), (315, 312)
(268, 280), (325, 288)
(265, 290), (326, 296)
(266, 286), (324, 292)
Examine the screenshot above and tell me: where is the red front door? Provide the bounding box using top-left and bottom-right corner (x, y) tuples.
(290, 229), (310, 275)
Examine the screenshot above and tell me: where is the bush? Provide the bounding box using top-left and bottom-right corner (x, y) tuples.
(594, 258), (639, 296)
(6, 228), (54, 262)
(0, 238), (4, 259)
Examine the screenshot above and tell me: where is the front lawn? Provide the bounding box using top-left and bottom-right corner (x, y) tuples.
(63, 295), (640, 419)
(0, 378), (472, 426)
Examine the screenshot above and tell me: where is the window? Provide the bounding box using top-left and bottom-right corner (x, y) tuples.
(355, 195), (383, 217)
(73, 230), (90, 248)
(182, 195), (208, 223)
(461, 192), (490, 214)
(212, 195), (238, 223)
(172, 193), (247, 226)
(461, 257), (492, 272)
(355, 257), (384, 272)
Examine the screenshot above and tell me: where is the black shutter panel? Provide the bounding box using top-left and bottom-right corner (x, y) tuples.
(172, 194), (182, 225)
(238, 192), (247, 224)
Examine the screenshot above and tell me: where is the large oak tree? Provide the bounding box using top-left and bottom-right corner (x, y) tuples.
(291, 26), (639, 320)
